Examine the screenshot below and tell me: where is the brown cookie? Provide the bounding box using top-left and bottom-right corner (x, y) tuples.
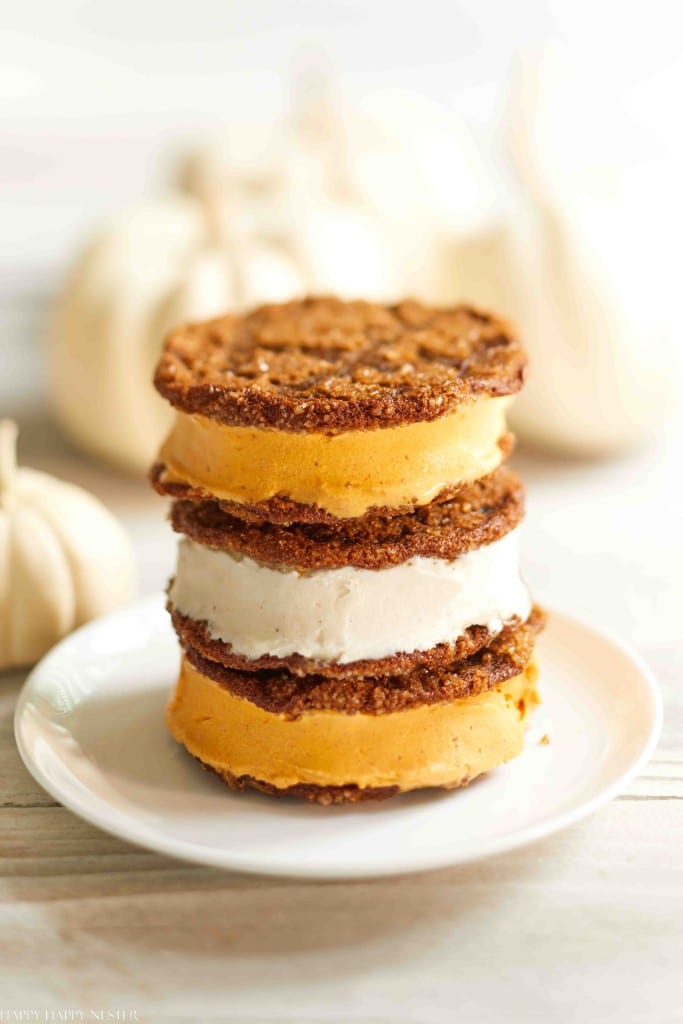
(154, 297), (527, 434)
(169, 465), (524, 571)
(181, 606), (546, 718)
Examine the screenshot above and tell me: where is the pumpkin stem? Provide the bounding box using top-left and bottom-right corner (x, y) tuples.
(200, 184), (232, 248)
(0, 419), (18, 497)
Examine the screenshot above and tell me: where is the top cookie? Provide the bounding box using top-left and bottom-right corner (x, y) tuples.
(154, 297), (527, 433)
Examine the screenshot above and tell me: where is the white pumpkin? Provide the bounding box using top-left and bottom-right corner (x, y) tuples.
(0, 421), (136, 670)
(51, 109), (401, 475)
(450, 46), (679, 455)
(181, 89), (500, 304)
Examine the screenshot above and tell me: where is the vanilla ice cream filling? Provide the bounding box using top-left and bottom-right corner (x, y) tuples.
(170, 528), (530, 664)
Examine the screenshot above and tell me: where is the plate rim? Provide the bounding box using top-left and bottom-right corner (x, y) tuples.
(13, 596), (663, 880)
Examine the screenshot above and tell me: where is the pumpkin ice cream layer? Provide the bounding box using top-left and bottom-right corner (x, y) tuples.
(167, 657), (539, 796)
(157, 395), (511, 519)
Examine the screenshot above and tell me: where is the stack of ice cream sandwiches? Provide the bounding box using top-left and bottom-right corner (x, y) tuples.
(151, 297), (545, 804)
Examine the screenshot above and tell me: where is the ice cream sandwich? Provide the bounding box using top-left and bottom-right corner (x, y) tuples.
(151, 297), (543, 802)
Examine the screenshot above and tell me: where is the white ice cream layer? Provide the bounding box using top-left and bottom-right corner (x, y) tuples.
(170, 529), (530, 664)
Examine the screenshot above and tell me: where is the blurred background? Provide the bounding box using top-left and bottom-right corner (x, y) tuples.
(1, 0), (682, 649)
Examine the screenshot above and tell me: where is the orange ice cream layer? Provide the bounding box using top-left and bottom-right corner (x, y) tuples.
(167, 657), (540, 793)
(158, 395), (512, 519)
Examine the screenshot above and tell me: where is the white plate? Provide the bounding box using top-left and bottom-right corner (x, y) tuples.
(15, 596), (661, 880)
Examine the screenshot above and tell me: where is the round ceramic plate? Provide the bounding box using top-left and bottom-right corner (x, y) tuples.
(15, 596), (661, 880)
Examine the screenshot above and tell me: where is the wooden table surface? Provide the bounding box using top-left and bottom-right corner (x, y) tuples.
(2, 403), (682, 1023)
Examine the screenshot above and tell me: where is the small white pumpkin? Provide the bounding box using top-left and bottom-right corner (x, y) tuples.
(450, 45), (679, 455)
(0, 421), (136, 670)
(51, 118), (399, 475)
